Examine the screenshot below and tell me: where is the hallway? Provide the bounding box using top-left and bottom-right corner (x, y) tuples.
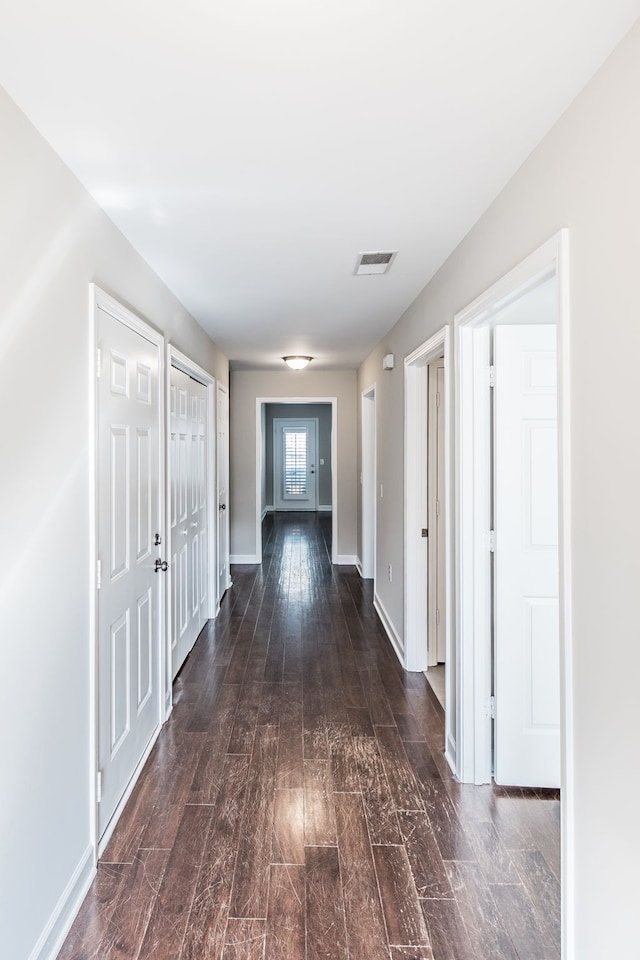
(58, 512), (560, 960)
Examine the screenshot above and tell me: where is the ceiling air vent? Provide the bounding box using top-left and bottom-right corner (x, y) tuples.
(354, 251), (398, 276)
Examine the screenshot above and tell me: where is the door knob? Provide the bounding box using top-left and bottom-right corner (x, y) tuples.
(191, 521), (198, 528)
(154, 559), (169, 573)
(219, 503), (226, 510)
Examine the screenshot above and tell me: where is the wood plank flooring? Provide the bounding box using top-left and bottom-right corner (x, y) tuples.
(58, 512), (560, 960)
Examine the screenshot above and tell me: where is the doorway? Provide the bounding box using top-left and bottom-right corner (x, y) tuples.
(404, 329), (452, 761)
(427, 358), (446, 670)
(360, 386), (376, 580)
(217, 383), (231, 604)
(454, 232), (573, 954)
(255, 398), (338, 563)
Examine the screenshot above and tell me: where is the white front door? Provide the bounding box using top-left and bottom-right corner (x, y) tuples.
(170, 367), (208, 678)
(493, 323), (560, 787)
(97, 302), (163, 839)
(274, 419), (318, 510)
(217, 383), (230, 604)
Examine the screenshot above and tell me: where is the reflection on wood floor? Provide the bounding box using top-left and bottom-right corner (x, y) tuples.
(59, 511), (560, 960)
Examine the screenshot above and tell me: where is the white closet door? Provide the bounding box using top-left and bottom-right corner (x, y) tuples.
(171, 369), (208, 679)
(97, 305), (162, 838)
(170, 367), (190, 677)
(493, 324), (560, 788)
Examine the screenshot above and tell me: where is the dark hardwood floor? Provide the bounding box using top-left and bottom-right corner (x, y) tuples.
(58, 512), (560, 960)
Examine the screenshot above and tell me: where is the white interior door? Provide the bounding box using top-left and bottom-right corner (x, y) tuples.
(217, 383), (230, 603)
(493, 323), (560, 787)
(170, 368), (208, 678)
(170, 367), (190, 674)
(97, 304), (163, 838)
(428, 359), (446, 666)
(274, 419), (318, 510)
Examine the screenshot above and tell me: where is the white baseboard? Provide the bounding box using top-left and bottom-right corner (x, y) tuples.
(261, 505), (274, 521)
(317, 505), (332, 512)
(355, 559), (364, 577)
(230, 554), (260, 564)
(373, 591), (405, 667)
(28, 843), (95, 960)
(336, 555), (358, 565)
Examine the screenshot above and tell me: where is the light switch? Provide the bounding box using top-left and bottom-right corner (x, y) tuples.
(320, 458), (324, 465)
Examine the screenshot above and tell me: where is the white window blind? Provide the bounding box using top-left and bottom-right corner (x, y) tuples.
(284, 429), (307, 495)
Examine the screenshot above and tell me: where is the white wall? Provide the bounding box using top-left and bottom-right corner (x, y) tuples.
(230, 369), (357, 561)
(358, 20), (640, 959)
(0, 86), (227, 960)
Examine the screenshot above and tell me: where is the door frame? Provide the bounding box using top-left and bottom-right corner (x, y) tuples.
(272, 416), (320, 510)
(89, 285), (166, 858)
(360, 384), (376, 580)
(453, 231), (574, 955)
(165, 345), (217, 713)
(255, 397), (338, 563)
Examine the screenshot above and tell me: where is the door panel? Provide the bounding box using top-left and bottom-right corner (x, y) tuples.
(97, 305), (162, 839)
(493, 323), (560, 788)
(273, 419), (318, 510)
(170, 367), (209, 679)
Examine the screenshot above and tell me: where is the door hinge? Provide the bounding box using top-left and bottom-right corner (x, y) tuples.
(96, 770), (102, 803)
(436, 608), (440, 626)
(96, 559), (102, 590)
(489, 364), (495, 388)
(436, 499), (440, 517)
(96, 348), (102, 379)
(488, 530), (496, 553)
(486, 696), (496, 719)
(436, 391), (441, 408)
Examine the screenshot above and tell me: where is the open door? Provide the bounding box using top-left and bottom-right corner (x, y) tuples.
(493, 323), (560, 788)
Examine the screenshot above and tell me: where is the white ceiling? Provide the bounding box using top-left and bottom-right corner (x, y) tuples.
(1, 1), (638, 369)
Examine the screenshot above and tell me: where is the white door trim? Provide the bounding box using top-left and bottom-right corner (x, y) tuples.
(89, 284), (166, 858)
(166, 345), (217, 716)
(453, 230), (574, 958)
(255, 398), (338, 564)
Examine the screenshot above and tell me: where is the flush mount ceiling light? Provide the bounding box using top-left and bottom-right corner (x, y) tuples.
(354, 251), (398, 276)
(283, 356), (313, 370)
